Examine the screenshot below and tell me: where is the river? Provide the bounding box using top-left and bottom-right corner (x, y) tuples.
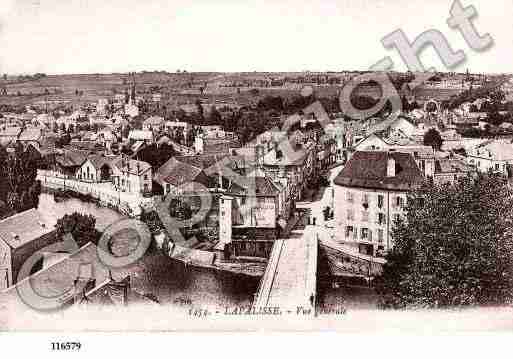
(36, 191), (260, 308)
(36, 191), (369, 310)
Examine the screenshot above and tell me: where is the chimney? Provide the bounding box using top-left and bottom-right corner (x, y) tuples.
(387, 155), (396, 177)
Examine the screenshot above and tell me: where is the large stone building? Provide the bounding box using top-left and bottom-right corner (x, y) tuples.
(333, 151), (424, 257)
(0, 209), (58, 290)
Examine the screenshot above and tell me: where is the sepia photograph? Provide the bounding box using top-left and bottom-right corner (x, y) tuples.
(0, 0), (513, 350)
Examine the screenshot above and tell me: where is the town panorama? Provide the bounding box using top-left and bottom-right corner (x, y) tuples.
(1, 66), (513, 330)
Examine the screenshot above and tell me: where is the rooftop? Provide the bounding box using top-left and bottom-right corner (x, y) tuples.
(334, 151), (425, 191)
(226, 176), (281, 197)
(113, 158), (151, 175)
(0, 208), (55, 249)
(18, 128), (43, 142)
(155, 157), (203, 187)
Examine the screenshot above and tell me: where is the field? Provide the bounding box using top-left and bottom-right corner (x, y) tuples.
(0, 72), (466, 109)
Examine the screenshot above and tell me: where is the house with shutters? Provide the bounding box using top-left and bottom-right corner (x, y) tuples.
(111, 158), (153, 195)
(333, 151), (424, 257)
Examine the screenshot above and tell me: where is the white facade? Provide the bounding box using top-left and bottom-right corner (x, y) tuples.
(467, 141), (513, 176)
(334, 185), (408, 256)
(219, 196), (233, 245)
(0, 238), (12, 290)
(112, 161), (152, 194)
(77, 160), (103, 182)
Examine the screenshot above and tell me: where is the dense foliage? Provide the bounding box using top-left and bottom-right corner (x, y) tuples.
(423, 128), (443, 151)
(0, 144), (42, 219)
(133, 143), (175, 170)
(56, 212), (101, 248)
(377, 174), (513, 308)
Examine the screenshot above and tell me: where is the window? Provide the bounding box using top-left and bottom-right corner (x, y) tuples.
(361, 228), (369, 240)
(393, 214), (401, 223)
(378, 229), (384, 243)
(166, 184), (171, 193)
(345, 226), (354, 238)
(495, 163), (500, 171)
(377, 195), (384, 209)
(361, 211), (369, 222)
(378, 213), (386, 225)
(241, 197), (246, 205)
(346, 209), (354, 221)
(362, 193), (369, 204)
(346, 191), (354, 203)
(396, 196), (404, 208)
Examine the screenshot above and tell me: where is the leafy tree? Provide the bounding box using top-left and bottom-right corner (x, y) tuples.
(1, 145), (41, 212)
(56, 212), (101, 248)
(423, 128), (443, 151)
(140, 210), (164, 234)
(195, 99), (204, 121)
(377, 174), (513, 308)
(208, 105), (222, 126)
(257, 96), (284, 112)
(135, 143), (175, 170)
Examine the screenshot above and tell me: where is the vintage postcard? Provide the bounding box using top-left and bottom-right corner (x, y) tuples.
(0, 0), (512, 339)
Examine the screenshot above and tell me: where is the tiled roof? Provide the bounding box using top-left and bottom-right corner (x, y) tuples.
(69, 140), (99, 151)
(0, 209), (55, 249)
(435, 158), (473, 174)
(367, 116), (414, 135)
(226, 176), (280, 197)
(18, 128), (42, 142)
(143, 116), (164, 126)
(155, 157), (203, 187)
(2, 242), (153, 308)
(263, 147), (309, 167)
(175, 154), (229, 170)
(56, 149), (89, 167)
(0, 126), (21, 137)
(112, 158), (151, 175)
(334, 151), (424, 191)
(203, 138), (241, 154)
(87, 154), (120, 169)
(390, 146), (435, 159)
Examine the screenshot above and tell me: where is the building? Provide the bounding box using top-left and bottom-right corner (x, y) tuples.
(333, 151), (424, 257)
(111, 158), (152, 195)
(128, 130), (154, 144)
(76, 155), (118, 183)
(219, 176), (285, 258)
(97, 98), (109, 114)
(1, 242), (158, 308)
(17, 128), (43, 148)
(165, 120), (190, 139)
(0, 126), (22, 147)
(53, 149), (90, 178)
(466, 140), (513, 176)
(155, 157), (211, 196)
(433, 157), (475, 185)
(142, 116), (164, 132)
(0, 209), (58, 290)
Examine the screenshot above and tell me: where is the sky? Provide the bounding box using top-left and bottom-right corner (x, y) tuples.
(0, 0), (510, 74)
